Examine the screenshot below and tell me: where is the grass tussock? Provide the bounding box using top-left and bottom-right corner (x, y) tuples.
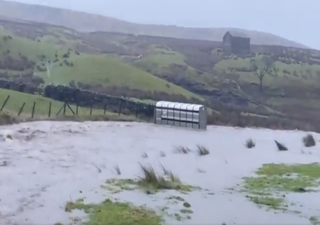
(303, 134), (316, 147)
(158, 162), (181, 185)
(197, 168), (206, 173)
(142, 152), (148, 158)
(138, 164), (159, 184)
(114, 165), (121, 175)
(245, 138), (255, 148)
(196, 145), (210, 156)
(167, 170), (181, 183)
(174, 146), (191, 154)
(159, 151), (166, 157)
(159, 161), (170, 175)
(137, 164), (191, 192)
(274, 140), (288, 151)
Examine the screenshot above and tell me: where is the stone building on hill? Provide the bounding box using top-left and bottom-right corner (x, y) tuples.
(223, 31), (250, 55)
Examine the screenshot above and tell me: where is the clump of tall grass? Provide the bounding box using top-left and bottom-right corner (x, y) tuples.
(245, 138), (255, 148)
(196, 145), (210, 156)
(137, 164), (190, 192)
(174, 146), (191, 154)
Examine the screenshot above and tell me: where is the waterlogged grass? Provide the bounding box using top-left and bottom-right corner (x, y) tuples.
(100, 170), (197, 222)
(65, 198), (162, 225)
(103, 176), (195, 194)
(102, 164), (198, 194)
(310, 216), (320, 225)
(242, 163), (320, 211)
(158, 202), (193, 222)
(65, 165), (202, 224)
(166, 195), (185, 202)
(246, 195), (285, 210)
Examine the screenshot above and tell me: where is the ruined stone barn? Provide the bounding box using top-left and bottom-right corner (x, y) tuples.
(223, 31), (250, 55)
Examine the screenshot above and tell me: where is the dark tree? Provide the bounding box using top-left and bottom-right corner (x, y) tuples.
(250, 56), (275, 92)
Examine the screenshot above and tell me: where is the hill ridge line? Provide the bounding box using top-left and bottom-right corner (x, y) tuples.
(0, 0), (306, 48)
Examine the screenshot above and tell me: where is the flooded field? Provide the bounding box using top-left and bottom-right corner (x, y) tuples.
(0, 121), (320, 225)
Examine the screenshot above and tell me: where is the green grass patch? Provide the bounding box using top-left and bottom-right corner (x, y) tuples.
(65, 198), (162, 225)
(0, 27), (201, 101)
(310, 216), (320, 225)
(38, 54), (201, 100)
(134, 46), (206, 83)
(0, 26), (62, 61)
(242, 163), (320, 210)
(139, 47), (186, 67)
(246, 195), (284, 210)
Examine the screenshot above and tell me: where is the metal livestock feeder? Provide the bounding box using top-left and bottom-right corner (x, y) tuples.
(154, 101), (207, 130)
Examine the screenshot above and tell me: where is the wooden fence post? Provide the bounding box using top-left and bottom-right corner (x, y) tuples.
(76, 102), (78, 115)
(48, 102), (51, 118)
(66, 103), (75, 115)
(118, 100), (123, 115)
(0, 95), (10, 111)
(135, 106), (138, 118)
(56, 104), (64, 116)
(103, 104), (107, 115)
(63, 102), (66, 115)
(147, 104), (151, 122)
(90, 103), (92, 115)
(18, 102), (25, 116)
(31, 101), (36, 118)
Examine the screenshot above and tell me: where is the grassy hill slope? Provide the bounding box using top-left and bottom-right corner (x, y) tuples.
(99, 32), (320, 119)
(1, 17), (320, 128)
(0, 0), (306, 48)
(0, 23), (202, 102)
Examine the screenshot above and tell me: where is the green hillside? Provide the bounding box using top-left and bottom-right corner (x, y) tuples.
(214, 56), (320, 87)
(1, 18), (320, 129)
(39, 54), (197, 96)
(0, 25), (202, 103)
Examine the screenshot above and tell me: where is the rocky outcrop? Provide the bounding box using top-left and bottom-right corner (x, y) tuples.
(44, 85), (154, 117)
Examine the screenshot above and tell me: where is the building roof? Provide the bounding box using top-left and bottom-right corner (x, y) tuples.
(224, 31), (250, 39)
(156, 101), (204, 111)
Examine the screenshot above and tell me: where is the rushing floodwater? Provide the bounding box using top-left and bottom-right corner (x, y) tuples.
(0, 121), (320, 225)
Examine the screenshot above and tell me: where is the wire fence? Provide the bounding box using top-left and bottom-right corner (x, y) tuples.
(0, 95), (155, 121)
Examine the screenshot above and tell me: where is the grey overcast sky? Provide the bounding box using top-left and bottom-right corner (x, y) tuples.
(13, 0), (319, 49)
